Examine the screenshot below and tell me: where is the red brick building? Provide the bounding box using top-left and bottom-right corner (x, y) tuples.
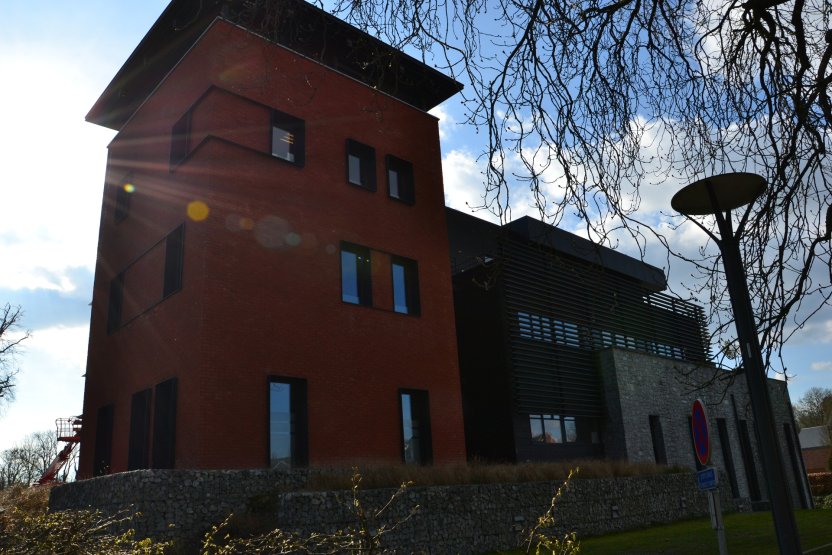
(78, 0), (466, 478)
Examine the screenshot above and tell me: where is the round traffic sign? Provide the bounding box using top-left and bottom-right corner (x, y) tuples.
(691, 399), (710, 466)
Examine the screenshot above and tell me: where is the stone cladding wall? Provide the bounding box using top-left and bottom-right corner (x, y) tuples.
(50, 468), (735, 553)
(597, 348), (811, 507)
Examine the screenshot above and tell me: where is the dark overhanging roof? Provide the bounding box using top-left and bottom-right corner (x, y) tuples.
(87, 0), (463, 130)
(446, 207), (668, 291)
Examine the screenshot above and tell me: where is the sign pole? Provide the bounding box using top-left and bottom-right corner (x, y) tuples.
(692, 399), (729, 555)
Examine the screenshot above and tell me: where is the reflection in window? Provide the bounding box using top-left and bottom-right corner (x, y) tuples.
(401, 390), (432, 465)
(530, 414), (591, 444)
(341, 243), (372, 306)
(271, 110), (305, 166)
(392, 257), (420, 315)
(386, 155), (414, 203)
(346, 139), (376, 190)
(269, 382), (291, 469)
(530, 414), (562, 443)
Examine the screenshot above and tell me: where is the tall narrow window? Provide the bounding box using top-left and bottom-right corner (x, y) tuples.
(271, 110), (305, 166)
(93, 404), (114, 477)
(170, 111), (191, 167)
(127, 389), (152, 470)
(717, 418), (739, 497)
(341, 243), (372, 306)
(783, 423), (808, 508)
(163, 224), (185, 298)
(269, 378), (308, 468)
(346, 139), (376, 190)
(114, 177), (134, 223)
(107, 274), (124, 334)
(391, 256), (420, 315)
(401, 390), (432, 465)
(386, 155), (414, 203)
(152, 378), (177, 469)
(649, 415), (667, 465)
(738, 419), (762, 501)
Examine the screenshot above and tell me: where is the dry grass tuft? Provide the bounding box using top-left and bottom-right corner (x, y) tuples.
(0, 484), (51, 515)
(305, 459), (686, 491)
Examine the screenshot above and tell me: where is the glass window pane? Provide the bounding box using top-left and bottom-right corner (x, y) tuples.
(392, 263), (408, 313)
(389, 169), (400, 198)
(564, 417), (577, 442)
(270, 382), (292, 469)
(272, 127), (295, 162)
(401, 393), (420, 465)
(341, 250), (359, 303)
(529, 415), (544, 442)
(544, 415), (562, 443)
(348, 154), (362, 185)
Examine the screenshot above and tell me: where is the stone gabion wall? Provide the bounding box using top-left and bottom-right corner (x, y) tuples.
(50, 468), (734, 553)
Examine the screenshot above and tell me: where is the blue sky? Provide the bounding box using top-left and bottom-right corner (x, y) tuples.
(0, 1), (829, 453)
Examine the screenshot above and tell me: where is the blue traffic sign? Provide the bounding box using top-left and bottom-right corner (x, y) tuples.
(697, 467), (719, 490)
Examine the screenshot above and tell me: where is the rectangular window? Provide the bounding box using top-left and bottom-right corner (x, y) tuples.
(341, 243), (372, 306)
(391, 256), (420, 315)
(649, 415), (667, 465)
(93, 404), (114, 477)
(127, 389), (152, 470)
(401, 390), (432, 465)
(346, 139), (376, 190)
(152, 378), (177, 469)
(271, 110), (305, 166)
(717, 418), (739, 497)
(386, 155), (414, 203)
(530, 414), (563, 444)
(269, 378), (308, 468)
(170, 111), (191, 167)
(107, 274), (124, 334)
(738, 419), (761, 501)
(114, 176), (133, 223)
(163, 224), (185, 298)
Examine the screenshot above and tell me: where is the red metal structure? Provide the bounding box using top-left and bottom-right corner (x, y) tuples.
(37, 417), (82, 485)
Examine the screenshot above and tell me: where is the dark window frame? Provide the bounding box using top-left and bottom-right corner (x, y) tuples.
(391, 256), (420, 316)
(271, 109), (305, 166)
(93, 404), (114, 477)
(170, 110), (192, 168)
(400, 389), (433, 465)
(385, 155), (414, 204)
(716, 418), (740, 497)
(163, 224), (185, 298)
(152, 378), (178, 469)
(127, 389), (152, 470)
(340, 242), (373, 307)
(268, 376), (309, 469)
(346, 139), (376, 191)
(649, 415), (668, 465)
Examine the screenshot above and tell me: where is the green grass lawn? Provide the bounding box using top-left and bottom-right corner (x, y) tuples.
(493, 509), (832, 555)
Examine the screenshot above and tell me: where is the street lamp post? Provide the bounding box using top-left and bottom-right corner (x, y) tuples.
(671, 172), (801, 555)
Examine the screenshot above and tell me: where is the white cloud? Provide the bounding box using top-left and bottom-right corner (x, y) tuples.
(429, 104), (457, 141)
(0, 324), (88, 451)
(0, 49), (113, 292)
(810, 361), (832, 372)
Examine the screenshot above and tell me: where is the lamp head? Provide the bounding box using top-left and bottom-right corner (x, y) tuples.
(671, 173), (767, 216)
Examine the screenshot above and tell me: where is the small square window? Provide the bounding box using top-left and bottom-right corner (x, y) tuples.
(272, 110), (305, 166)
(341, 243), (372, 306)
(386, 155), (414, 203)
(391, 256), (420, 315)
(346, 139), (376, 190)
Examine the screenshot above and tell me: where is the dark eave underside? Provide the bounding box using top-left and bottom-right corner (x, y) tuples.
(88, 0), (463, 130)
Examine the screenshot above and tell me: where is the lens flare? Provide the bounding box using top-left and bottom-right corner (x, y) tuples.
(123, 183), (135, 193)
(187, 200), (210, 221)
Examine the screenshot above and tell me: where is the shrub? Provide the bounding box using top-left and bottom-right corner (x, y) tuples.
(523, 468), (581, 555)
(819, 494), (832, 510)
(808, 472), (832, 496)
